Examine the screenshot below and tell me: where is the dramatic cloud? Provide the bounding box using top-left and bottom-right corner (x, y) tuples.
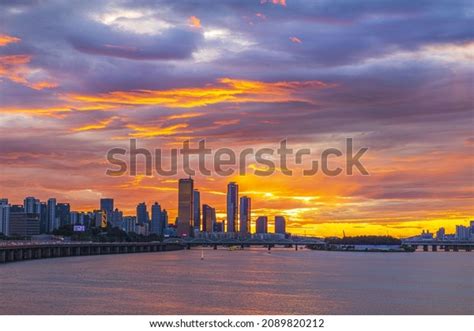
(67, 78), (332, 109)
(0, 34), (20, 46)
(0, 0), (473, 236)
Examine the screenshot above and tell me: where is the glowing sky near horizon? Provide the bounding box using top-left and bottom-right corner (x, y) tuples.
(0, 0), (473, 237)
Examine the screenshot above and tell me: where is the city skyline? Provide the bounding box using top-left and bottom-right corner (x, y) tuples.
(1, 178), (473, 238)
(1, 1), (473, 238)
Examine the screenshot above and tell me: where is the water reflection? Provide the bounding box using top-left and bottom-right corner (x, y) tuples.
(0, 248), (473, 314)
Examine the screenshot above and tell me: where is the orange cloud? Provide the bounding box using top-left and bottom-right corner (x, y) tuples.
(165, 112), (203, 120)
(188, 16), (201, 28)
(261, 0), (286, 7)
(0, 34), (20, 47)
(0, 103), (115, 117)
(67, 78), (332, 109)
(289, 36), (302, 44)
(0, 36), (58, 90)
(30, 81), (59, 90)
(0, 54), (32, 84)
(72, 117), (119, 132)
(126, 123), (190, 138)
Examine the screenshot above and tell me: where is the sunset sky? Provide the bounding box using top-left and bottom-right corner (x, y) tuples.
(0, 1), (473, 237)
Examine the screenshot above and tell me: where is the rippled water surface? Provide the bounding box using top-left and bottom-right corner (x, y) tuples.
(1, 248), (473, 314)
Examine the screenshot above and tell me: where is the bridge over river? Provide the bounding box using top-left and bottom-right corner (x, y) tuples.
(401, 239), (474, 252)
(0, 241), (182, 264)
(0, 237), (326, 264)
(163, 237), (326, 250)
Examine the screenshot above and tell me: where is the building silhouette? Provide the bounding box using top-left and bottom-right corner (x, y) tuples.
(177, 177), (194, 237)
(256, 216), (268, 234)
(202, 204), (216, 233)
(0, 199), (10, 236)
(239, 196), (251, 234)
(151, 202), (164, 235)
(100, 198), (114, 224)
(275, 216), (286, 234)
(193, 189), (201, 231)
(23, 197), (40, 214)
(136, 202), (148, 226)
(56, 203), (70, 227)
(47, 198), (57, 232)
(226, 182), (238, 233)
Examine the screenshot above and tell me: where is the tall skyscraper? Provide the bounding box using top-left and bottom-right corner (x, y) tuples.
(275, 216), (286, 234)
(239, 196), (251, 234)
(202, 204), (216, 233)
(177, 178), (194, 237)
(47, 198), (57, 232)
(136, 202), (148, 226)
(193, 189), (201, 231)
(24, 196), (40, 214)
(151, 202), (164, 235)
(256, 216), (268, 234)
(226, 182), (238, 233)
(0, 200), (10, 236)
(100, 198), (114, 223)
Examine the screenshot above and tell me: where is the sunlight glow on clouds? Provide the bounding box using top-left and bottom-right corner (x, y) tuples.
(0, 0), (473, 236)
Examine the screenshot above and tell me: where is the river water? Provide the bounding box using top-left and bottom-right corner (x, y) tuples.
(0, 248), (472, 314)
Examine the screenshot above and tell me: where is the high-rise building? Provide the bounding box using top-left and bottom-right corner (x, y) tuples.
(136, 202), (148, 226)
(56, 203), (70, 227)
(275, 216), (286, 234)
(256, 216), (268, 234)
(47, 198), (57, 232)
(24, 196), (40, 214)
(151, 202), (164, 235)
(177, 178), (194, 237)
(202, 204), (216, 233)
(9, 212), (40, 236)
(455, 225), (470, 240)
(239, 196), (251, 234)
(100, 198), (114, 223)
(162, 209), (168, 229)
(0, 200), (10, 236)
(226, 182), (238, 233)
(436, 227), (445, 240)
(193, 190), (201, 231)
